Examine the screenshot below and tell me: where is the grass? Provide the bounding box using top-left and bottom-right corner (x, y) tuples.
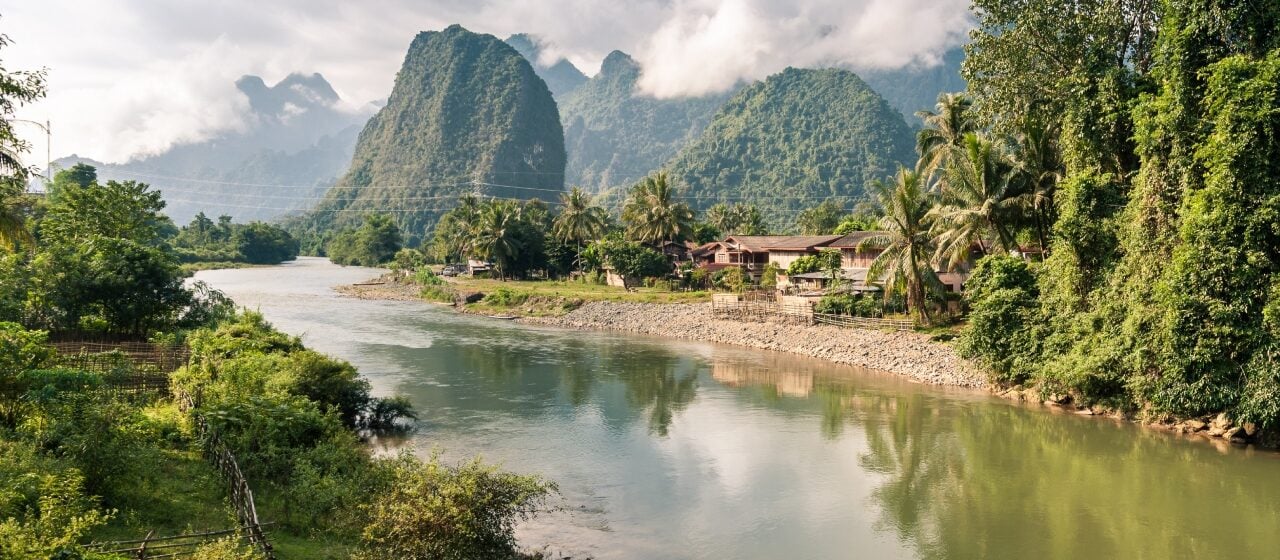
(90, 447), (237, 541)
(87, 400), (359, 559)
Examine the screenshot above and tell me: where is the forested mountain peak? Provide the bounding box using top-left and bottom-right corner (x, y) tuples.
(504, 33), (588, 98)
(664, 67), (914, 229)
(598, 50), (638, 76)
(235, 72), (342, 117)
(294, 25), (565, 244)
(559, 49), (732, 193)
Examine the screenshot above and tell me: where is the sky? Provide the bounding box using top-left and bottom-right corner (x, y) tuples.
(4, 0), (973, 167)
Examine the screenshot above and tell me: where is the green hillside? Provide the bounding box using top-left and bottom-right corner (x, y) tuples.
(296, 25), (565, 243)
(663, 68), (915, 228)
(560, 51), (731, 193)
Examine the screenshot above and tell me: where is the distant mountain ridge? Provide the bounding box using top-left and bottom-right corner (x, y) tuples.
(664, 67), (916, 229)
(504, 33), (588, 99)
(293, 25), (565, 244)
(558, 50), (733, 193)
(49, 72), (373, 223)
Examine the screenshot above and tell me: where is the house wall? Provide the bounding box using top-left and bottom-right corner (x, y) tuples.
(937, 271), (970, 293)
(768, 250), (811, 271)
(606, 270), (627, 288)
(841, 248), (881, 268)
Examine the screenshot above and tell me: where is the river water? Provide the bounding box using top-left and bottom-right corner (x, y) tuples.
(196, 257), (1280, 560)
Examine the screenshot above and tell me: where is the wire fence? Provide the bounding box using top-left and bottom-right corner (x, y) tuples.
(47, 340), (275, 559)
(180, 392), (276, 559)
(83, 523), (275, 559)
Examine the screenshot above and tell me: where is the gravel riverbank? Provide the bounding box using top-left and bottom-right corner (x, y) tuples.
(523, 301), (987, 389)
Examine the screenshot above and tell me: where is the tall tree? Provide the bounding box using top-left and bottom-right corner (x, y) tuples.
(915, 92), (977, 177)
(41, 180), (168, 246)
(0, 27), (46, 252)
(858, 168), (945, 325)
(474, 201), (525, 280)
(1011, 118), (1065, 253)
(796, 200), (846, 235)
(622, 172), (694, 246)
(553, 187), (607, 270)
(930, 133), (1024, 269)
(0, 180), (32, 251)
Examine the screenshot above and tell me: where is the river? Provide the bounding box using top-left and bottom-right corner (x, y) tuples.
(196, 257), (1280, 560)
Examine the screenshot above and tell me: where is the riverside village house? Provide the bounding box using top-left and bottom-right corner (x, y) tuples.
(691, 232), (978, 299)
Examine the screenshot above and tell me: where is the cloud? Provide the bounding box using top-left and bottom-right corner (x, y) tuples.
(633, 0), (973, 98)
(4, 0), (972, 164)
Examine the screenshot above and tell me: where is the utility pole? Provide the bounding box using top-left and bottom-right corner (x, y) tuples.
(11, 118), (51, 190)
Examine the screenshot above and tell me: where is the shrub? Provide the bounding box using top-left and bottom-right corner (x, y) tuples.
(356, 453), (556, 560)
(963, 255), (1037, 304)
(421, 285), (456, 304)
(0, 323), (53, 397)
(280, 350), (372, 428)
(787, 255), (821, 275)
(0, 441), (113, 559)
(958, 287), (1039, 385)
(483, 288), (531, 307)
(188, 538), (260, 560)
(414, 268), (445, 286)
(760, 262), (779, 290)
(715, 267), (748, 293)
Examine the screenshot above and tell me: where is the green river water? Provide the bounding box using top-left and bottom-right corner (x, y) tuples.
(196, 257), (1280, 560)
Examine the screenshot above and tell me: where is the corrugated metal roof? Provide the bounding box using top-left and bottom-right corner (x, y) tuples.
(726, 235), (843, 251)
(829, 231), (888, 247)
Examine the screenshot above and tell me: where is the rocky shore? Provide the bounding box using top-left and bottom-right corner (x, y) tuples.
(522, 301), (987, 389)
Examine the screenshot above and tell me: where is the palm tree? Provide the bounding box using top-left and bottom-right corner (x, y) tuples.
(1011, 118), (1063, 255)
(857, 168), (946, 326)
(473, 200), (524, 280)
(553, 187), (607, 271)
(731, 204), (767, 235)
(704, 203), (733, 234)
(915, 92), (976, 178)
(930, 133), (1023, 270)
(622, 172), (695, 246)
(0, 180), (33, 251)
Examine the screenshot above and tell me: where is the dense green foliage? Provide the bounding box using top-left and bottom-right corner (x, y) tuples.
(174, 212), (299, 265)
(560, 51), (731, 192)
(664, 68), (915, 229)
(327, 214), (403, 267)
(1, 173), (233, 336)
(356, 453), (554, 560)
(958, 0), (1280, 431)
(703, 203), (766, 236)
(621, 172), (695, 245)
(294, 25), (565, 245)
(430, 197), (562, 279)
(592, 237), (670, 289)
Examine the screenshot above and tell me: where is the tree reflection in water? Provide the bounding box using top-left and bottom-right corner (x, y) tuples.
(702, 359), (1280, 559)
(606, 348), (697, 436)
